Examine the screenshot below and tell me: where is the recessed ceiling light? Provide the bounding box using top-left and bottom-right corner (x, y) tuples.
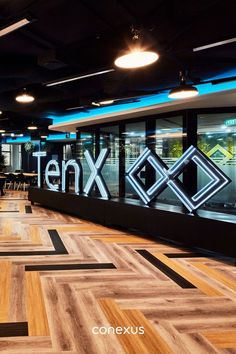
(0, 111), (2, 115)
(0, 129), (5, 133)
(46, 69), (114, 87)
(11, 133), (14, 137)
(115, 50), (159, 69)
(1, 133), (5, 136)
(0, 18), (31, 38)
(16, 89), (35, 103)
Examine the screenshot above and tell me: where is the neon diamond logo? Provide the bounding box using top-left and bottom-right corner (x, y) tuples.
(126, 145), (231, 212)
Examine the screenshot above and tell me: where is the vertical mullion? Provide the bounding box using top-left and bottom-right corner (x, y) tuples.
(119, 122), (125, 198)
(146, 118), (156, 189)
(183, 110), (198, 196)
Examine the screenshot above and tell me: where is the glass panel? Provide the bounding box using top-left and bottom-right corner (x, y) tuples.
(198, 113), (236, 212)
(100, 126), (119, 197)
(2, 152), (10, 166)
(63, 144), (74, 160)
(76, 131), (96, 190)
(155, 116), (183, 205)
(125, 122), (146, 198)
(1, 144), (10, 152)
(2, 144), (11, 166)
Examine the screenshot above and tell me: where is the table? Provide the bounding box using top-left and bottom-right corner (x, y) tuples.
(3, 173), (38, 190)
(4, 172), (38, 177)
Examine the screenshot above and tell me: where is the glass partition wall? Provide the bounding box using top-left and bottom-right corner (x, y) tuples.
(197, 113), (236, 211)
(155, 116), (183, 204)
(76, 131), (96, 193)
(100, 126), (119, 197)
(71, 109), (236, 217)
(125, 122), (146, 198)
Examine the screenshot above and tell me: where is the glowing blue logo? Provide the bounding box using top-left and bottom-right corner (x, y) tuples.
(126, 146), (231, 212)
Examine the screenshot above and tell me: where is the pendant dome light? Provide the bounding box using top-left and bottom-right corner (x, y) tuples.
(15, 88), (35, 103)
(27, 121), (37, 130)
(114, 27), (159, 69)
(168, 71), (199, 99)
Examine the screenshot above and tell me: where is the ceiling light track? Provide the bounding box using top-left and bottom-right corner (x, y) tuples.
(45, 69), (115, 87)
(193, 37), (236, 52)
(0, 17), (33, 38)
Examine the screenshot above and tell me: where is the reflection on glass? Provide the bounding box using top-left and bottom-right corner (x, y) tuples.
(155, 116), (183, 204)
(76, 132), (96, 190)
(2, 144), (11, 167)
(198, 113), (236, 211)
(125, 122), (146, 198)
(63, 144), (75, 160)
(100, 126), (119, 197)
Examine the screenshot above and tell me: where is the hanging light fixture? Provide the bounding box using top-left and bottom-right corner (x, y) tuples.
(168, 71), (199, 99)
(99, 99), (114, 105)
(27, 121), (37, 130)
(114, 27), (159, 69)
(15, 88), (35, 103)
(92, 99), (115, 106)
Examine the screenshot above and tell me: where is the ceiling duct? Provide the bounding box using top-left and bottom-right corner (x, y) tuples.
(38, 50), (67, 70)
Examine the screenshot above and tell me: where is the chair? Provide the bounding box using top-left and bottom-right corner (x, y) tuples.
(6, 173), (18, 189)
(17, 173), (30, 191)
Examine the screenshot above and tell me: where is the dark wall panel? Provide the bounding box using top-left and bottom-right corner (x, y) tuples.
(29, 187), (236, 258)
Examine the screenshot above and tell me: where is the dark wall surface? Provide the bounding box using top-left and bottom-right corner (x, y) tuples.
(29, 187), (236, 258)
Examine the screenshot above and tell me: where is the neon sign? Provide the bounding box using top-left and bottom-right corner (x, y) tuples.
(224, 118), (236, 127)
(127, 146), (231, 212)
(33, 146), (230, 212)
(33, 149), (110, 199)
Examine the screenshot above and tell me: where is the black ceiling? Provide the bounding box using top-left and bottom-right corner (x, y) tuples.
(0, 0), (235, 133)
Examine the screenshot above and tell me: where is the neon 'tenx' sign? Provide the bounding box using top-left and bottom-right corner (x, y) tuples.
(33, 149), (110, 198)
(33, 145), (231, 213)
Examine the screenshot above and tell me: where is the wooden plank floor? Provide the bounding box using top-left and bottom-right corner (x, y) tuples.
(0, 190), (235, 353)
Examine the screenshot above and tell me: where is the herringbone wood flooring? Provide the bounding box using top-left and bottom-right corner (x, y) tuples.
(0, 190), (235, 353)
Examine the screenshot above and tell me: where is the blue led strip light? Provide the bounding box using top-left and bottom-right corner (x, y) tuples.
(126, 145), (231, 212)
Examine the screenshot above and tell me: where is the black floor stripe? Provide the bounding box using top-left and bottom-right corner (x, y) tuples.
(136, 250), (196, 289)
(165, 252), (207, 258)
(0, 202), (19, 212)
(0, 198), (26, 200)
(0, 210), (19, 212)
(0, 322), (28, 337)
(48, 229), (68, 254)
(25, 263), (116, 271)
(25, 205), (32, 213)
(0, 229), (68, 256)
